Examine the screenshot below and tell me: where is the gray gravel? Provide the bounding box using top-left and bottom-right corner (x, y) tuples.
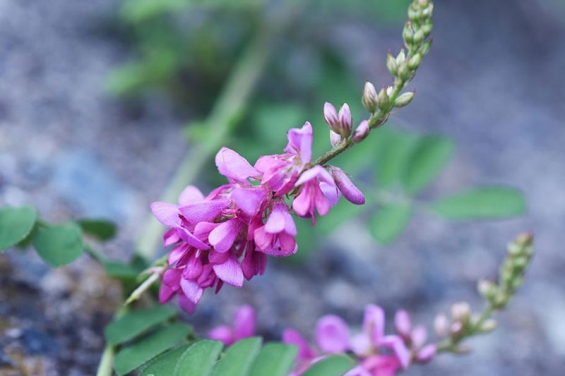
(1, 0), (564, 375)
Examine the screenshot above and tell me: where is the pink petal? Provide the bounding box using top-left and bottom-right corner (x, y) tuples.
(349, 333), (371, 356)
(151, 202), (181, 227)
(207, 325), (235, 346)
(344, 366), (372, 376)
(363, 304), (385, 345)
(415, 344), (436, 363)
(178, 229), (209, 250)
(316, 315), (350, 353)
(254, 226), (273, 251)
(178, 293), (197, 314)
(182, 255), (203, 280)
(314, 186), (331, 216)
(285, 122), (313, 165)
(178, 185), (205, 206)
(411, 325), (428, 349)
(320, 181), (340, 207)
(213, 256), (244, 287)
(233, 305), (256, 340)
(180, 278), (204, 304)
(242, 248), (266, 280)
(215, 147), (260, 182)
(231, 187), (266, 217)
(394, 310), (411, 339)
(179, 198), (229, 223)
(168, 243), (189, 266)
(163, 228), (181, 247)
(292, 187), (311, 217)
(329, 166), (365, 205)
(265, 202), (295, 234)
(209, 219), (244, 253)
(295, 165), (334, 187)
(380, 335), (411, 370)
(159, 284), (176, 303)
(282, 329), (317, 362)
(278, 233), (297, 255)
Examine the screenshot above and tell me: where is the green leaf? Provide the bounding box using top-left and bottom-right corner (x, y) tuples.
(173, 339), (223, 376)
(0, 206), (37, 251)
(77, 219), (117, 241)
(432, 187), (527, 219)
(211, 337), (262, 376)
(376, 131), (419, 188)
(114, 323), (191, 376)
(370, 203), (412, 245)
(33, 222), (84, 266)
(102, 261), (142, 279)
(402, 135), (454, 194)
(302, 355), (356, 376)
(140, 344), (192, 376)
(105, 306), (178, 346)
(249, 342), (297, 376)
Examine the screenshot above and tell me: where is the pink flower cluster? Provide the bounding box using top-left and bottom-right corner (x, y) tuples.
(151, 122), (364, 313)
(283, 305), (436, 376)
(206, 304), (436, 376)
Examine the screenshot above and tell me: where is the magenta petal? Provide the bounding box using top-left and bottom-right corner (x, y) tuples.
(151, 202), (181, 227)
(242, 248), (266, 280)
(209, 219), (244, 253)
(282, 329), (317, 362)
(344, 366), (372, 376)
(264, 202), (289, 233)
(285, 122), (313, 165)
(292, 188), (311, 217)
(178, 293), (197, 314)
(233, 305), (256, 340)
(178, 185), (205, 206)
(319, 181), (340, 207)
(178, 229), (209, 250)
(231, 187), (266, 217)
(394, 310), (411, 338)
(381, 335), (411, 369)
(329, 166), (365, 205)
(316, 315), (350, 353)
(179, 198), (229, 223)
(213, 256), (244, 287)
(163, 228), (181, 247)
(162, 268), (181, 286)
(254, 226), (272, 251)
(159, 284), (176, 303)
(168, 243), (189, 266)
(314, 186), (331, 216)
(207, 325), (235, 346)
(180, 278), (204, 304)
(363, 304), (385, 344)
(215, 147), (260, 182)
(416, 344), (436, 363)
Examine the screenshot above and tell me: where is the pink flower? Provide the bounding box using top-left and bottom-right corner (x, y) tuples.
(293, 165), (339, 224)
(394, 310), (437, 364)
(254, 202), (297, 257)
(207, 305), (256, 346)
(283, 305), (412, 376)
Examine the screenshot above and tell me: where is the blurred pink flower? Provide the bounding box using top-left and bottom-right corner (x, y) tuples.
(208, 305), (256, 346)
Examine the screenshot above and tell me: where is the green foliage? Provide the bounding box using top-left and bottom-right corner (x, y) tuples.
(248, 342), (298, 376)
(402, 135), (454, 194)
(301, 354), (357, 376)
(174, 340), (224, 375)
(114, 323), (192, 375)
(77, 219), (117, 241)
(0, 206), (37, 251)
(104, 305), (178, 346)
(432, 187), (526, 219)
(33, 222), (84, 267)
(369, 203), (412, 245)
(140, 344), (193, 376)
(210, 337), (262, 376)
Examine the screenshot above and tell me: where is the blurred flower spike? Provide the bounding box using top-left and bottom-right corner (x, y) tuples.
(283, 304), (434, 376)
(151, 120), (364, 313)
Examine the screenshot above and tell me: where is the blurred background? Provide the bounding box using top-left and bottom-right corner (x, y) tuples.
(1, 0), (565, 374)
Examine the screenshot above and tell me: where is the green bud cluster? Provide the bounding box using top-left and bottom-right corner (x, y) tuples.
(479, 233), (534, 310)
(436, 233), (534, 355)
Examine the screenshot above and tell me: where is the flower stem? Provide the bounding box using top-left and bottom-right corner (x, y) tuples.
(96, 305), (129, 376)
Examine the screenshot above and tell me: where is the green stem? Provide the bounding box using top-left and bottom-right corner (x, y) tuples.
(135, 29), (275, 260)
(96, 305), (129, 376)
(436, 305), (495, 353)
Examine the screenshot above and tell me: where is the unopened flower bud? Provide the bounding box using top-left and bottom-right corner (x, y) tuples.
(479, 319), (497, 333)
(434, 313), (449, 338)
(450, 321), (463, 336)
(329, 166), (365, 205)
(377, 88), (390, 110)
(422, 20), (433, 37)
(415, 344), (436, 363)
(408, 53), (423, 70)
(413, 29), (425, 45)
(420, 39), (433, 56)
(403, 23), (414, 45)
(411, 325), (427, 349)
(386, 53), (398, 76)
(362, 82), (378, 113)
(323, 102), (339, 128)
(352, 120), (369, 143)
(337, 103), (352, 137)
(394, 92), (415, 108)
(408, 7), (420, 23)
(330, 130), (342, 147)
(396, 49), (407, 65)
(394, 310), (412, 339)
(451, 302), (470, 324)
(478, 279), (497, 300)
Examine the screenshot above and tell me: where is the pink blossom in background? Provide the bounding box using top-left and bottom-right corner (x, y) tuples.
(207, 305), (256, 346)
